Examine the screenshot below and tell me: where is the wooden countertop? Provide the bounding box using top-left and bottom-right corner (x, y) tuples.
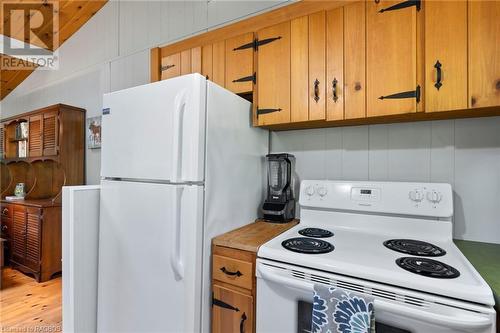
(212, 219), (299, 253)
(1, 199), (61, 208)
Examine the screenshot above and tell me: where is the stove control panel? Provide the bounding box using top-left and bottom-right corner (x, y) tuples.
(299, 180), (453, 218)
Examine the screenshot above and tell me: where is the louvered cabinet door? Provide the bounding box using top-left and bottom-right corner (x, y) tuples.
(42, 111), (58, 156)
(25, 208), (42, 271)
(12, 206), (27, 265)
(0, 124), (4, 159)
(28, 114), (43, 157)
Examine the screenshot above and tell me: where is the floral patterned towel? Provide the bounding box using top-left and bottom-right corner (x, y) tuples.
(311, 284), (375, 333)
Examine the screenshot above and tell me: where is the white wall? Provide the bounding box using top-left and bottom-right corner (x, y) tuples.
(1, 1), (499, 244)
(271, 118), (500, 244)
(0, 0), (289, 184)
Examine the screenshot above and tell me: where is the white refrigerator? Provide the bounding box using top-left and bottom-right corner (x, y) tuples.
(63, 73), (268, 332)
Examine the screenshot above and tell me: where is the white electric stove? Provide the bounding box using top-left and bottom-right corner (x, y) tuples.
(256, 180), (496, 333)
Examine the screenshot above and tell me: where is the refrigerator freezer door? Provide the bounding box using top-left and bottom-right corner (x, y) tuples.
(101, 74), (206, 182)
(97, 180), (204, 332)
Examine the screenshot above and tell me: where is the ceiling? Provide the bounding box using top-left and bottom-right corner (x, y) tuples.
(1, 0), (108, 100)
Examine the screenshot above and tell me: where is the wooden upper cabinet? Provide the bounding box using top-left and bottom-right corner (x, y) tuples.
(28, 115), (42, 157)
(425, 1), (467, 112)
(212, 284), (253, 333)
(326, 7), (344, 121)
(191, 47), (202, 74)
(290, 16), (309, 123)
(212, 41), (226, 87)
(201, 44), (213, 80)
(366, 0), (419, 117)
(308, 11), (326, 121)
(180, 49), (192, 75)
(256, 21), (291, 126)
(161, 53), (181, 80)
(468, 1), (500, 108)
(42, 111), (58, 156)
(225, 33), (255, 94)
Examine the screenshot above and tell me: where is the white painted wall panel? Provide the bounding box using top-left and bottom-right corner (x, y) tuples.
(207, 0), (288, 28)
(271, 118), (500, 244)
(110, 49), (150, 92)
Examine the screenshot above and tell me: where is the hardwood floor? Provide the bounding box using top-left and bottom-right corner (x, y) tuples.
(0, 267), (62, 331)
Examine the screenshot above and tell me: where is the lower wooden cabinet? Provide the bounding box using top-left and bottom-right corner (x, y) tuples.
(212, 246), (256, 333)
(7, 203), (61, 282)
(212, 284), (253, 333)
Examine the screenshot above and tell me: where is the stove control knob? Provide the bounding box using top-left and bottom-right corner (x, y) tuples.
(305, 185), (315, 197)
(427, 190), (442, 204)
(317, 186), (328, 197)
(409, 190), (424, 202)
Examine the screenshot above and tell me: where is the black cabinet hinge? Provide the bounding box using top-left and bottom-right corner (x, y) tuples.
(256, 108), (282, 116)
(379, 85), (421, 103)
(232, 73), (256, 84)
(212, 293), (240, 312)
(234, 36), (282, 51)
(160, 64), (175, 72)
(379, 0), (421, 13)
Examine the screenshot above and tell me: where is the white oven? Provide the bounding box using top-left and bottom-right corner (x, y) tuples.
(256, 259), (496, 333)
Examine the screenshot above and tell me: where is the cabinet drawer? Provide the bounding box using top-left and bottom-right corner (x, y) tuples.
(212, 284), (253, 333)
(1, 217), (12, 239)
(1, 205), (12, 218)
(213, 255), (253, 290)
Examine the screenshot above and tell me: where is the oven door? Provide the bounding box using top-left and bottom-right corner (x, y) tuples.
(256, 259), (496, 333)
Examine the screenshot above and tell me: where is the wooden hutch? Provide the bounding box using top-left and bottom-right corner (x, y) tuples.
(0, 104), (85, 282)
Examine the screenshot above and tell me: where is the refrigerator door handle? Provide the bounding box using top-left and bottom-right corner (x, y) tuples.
(170, 186), (185, 280)
(171, 92), (186, 182)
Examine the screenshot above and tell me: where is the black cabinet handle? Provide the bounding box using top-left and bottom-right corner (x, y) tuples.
(212, 295), (240, 312)
(239, 313), (247, 333)
(379, 85), (421, 103)
(257, 108), (282, 116)
(332, 78), (338, 102)
(378, 0), (421, 13)
(160, 64), (175, 72)
(434, 60), (442, 90)
(220, 267), (243, 277)
(313, 79), (320, 102)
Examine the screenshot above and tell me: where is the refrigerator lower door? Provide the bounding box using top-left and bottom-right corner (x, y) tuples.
(101, 73), (206, 182)
(97, 180), (204, 332)
(62, 185), (101, 333)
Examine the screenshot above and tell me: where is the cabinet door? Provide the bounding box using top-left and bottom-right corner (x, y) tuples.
(12, 205), (26, 265)
(161, 53), (181, 80)
(425, 1), (467, 112)
(367, 0), (419, 116)
(326, 7), (344, 121)
(212, 41), (226, 87)
(212, 284), (253, 333)
(256, 21), (291, 126)
(308, 11), (326, 121)
(42, 111), (58, 156)
(290, 15), (309, 123)
(191, 47), (202, 74)
(180, 49), (192, 75)
(202, 44), (213, 80)
(0, 123), (4, 159)
(468, 1), (500, 108)
(226, 33), (255, 94)
(25, 208), (41, 271)
(28, 114), (43, 157)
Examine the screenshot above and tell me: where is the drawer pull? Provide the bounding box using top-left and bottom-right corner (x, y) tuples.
(2, 208), (8, 215)
(220, 267), (243, 277)
(332, 78), (339, 102)
(212, 295), (240, 312)
(1, 225), (7, 231)
(240, 312), (247, 333)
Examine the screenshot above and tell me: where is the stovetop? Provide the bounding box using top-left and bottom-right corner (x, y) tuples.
(259, 221), (494, 306)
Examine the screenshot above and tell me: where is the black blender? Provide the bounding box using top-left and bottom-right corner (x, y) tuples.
(261, 153), (296, 222)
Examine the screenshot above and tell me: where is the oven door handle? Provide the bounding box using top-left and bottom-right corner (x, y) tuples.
(258, 264), (492, 330)
(375, 299), (492, 330)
